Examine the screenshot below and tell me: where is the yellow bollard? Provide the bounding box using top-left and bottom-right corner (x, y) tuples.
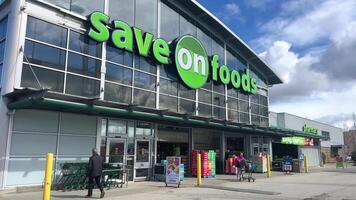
(197, 153), (202, 186)
(304, 155), (309, 173)
(43, 153), (54, 200)
(266, 154), (271, 178)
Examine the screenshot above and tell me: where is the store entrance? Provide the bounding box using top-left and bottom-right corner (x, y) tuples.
(106, 138), (126, 165)
(225, 137), (244, 157)
(134, 139), (151, 180)
(157, 125), (189, 173)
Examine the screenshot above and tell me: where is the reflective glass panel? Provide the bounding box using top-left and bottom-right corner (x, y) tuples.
(179, 99), (195, 115)
(179, 83), (196, 100)
(198, 89), (212, 104)
(106, 42), (133, 67)
(21, 65), (64, 92)
(104, 82), (132, 104)
(133, 89), (155, 108)
(213, 106), (225, 120)
(135, 0), (157, 34)
(108, 120), (127, 136)
(134, 55), (156, 74)
(134, 71), (156, 91)
(198, 103), (212, 118)
(65, 74), (100, 97)
(106, 62), (132, 85)
(69, 31), (102, 58)
(160, 78), (178, 96)
(26, 17), (67, 47)
(67, 52), (101, 78)
(159, 95), (177, 112)
(160, 3), (179, 41)
(109, 0), (134, 25)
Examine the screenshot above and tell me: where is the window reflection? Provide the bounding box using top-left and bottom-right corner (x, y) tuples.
(24, 40), (66, 70)
(134, 71), (156, 91)
(104, 82), (132, 104)
(107, 42), (133, 67)
(67, 52), (101, 78)
(135, 0), (157, 34)
(109, 0), (134, 25)
(65, 74), (100, 97)
(159, 95), (177, 112)
(21, 64), (64, 92)
(44, 0), (104, 16)
(69, 31), (102, 58)
(106, 62), (132, 85)
(133, 89), (155, 108)
(160, 3), (179, 41)
(26, 17), (67, 47)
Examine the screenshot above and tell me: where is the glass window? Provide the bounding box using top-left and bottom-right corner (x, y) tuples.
(179, 83), (195, 100)
(202, 78), (212, 90)
(260, 95), (268, 106)
(160, 78), (177, 96)
(251, 103), (259, 115)
(251, 95), (259, 104)
(24, 40), (66, 70)
(134, 55), (156, 74)
(65, 74), (100, 97)
(136, 122), (153, 136)
(238, 92), (249, 101)
(261, 106), (268, 117)
(239, 100), (249, 113)
(0, 41), (4, 63)
(197, 28), (211, 54)
(107, 42), (133, 67)
(160, 3), (179, 41)
(109, 0), (134, 25)
(160, 65), (178, 80)
(108, 120), (127, 136)
(45, 0), (104, 16)
(104, 82), (132, 104)
(213, 92), (225, 107)
(134, 71), (156, 91)
(67, 52), (101, 78)
(198, 103), (212, 118)
(228, 110), (238, 122)
(179, 99), (195, 114)
(213, 82), (225, 94)
(159, 95), (177, 112)
(239, 112), (249, 124)
(26, 17), (67, 47)
(213, 106), (225, 120)
(106, 62), (132, 85)
(226, 50), (247, 71)
(227, 87), (238, 98)
(227, 97), (238, 110)
(133, 89), (155, 108)
(69, 31), (102, 58)
(198, 89), (212, 104)
(252, 115), (260, 125)
(135, 0), (157, 34)
(261, 117), (268, 127)
(21, 65), (64, 92)
(212, 39), (224, 64)
(179, 15), (196, 36)
(0, 64), (2, 84)
(7, 158), (46, 186)
(0, 17), (8, 39)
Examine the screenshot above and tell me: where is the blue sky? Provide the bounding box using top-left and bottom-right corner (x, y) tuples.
(197, 0), (356, 129)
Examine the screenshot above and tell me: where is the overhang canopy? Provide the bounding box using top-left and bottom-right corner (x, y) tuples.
(6, 89), (325, 140)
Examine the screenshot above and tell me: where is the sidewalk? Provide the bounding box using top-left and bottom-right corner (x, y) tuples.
(1, 164), (355, 200)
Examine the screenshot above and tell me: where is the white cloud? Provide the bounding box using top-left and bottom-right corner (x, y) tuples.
(254, 0), (356, 127)
(244, 0), (273, 10)
(256, 0), (356, 48)
(224, 3), (240, 15)
(259, 41), (298, 82)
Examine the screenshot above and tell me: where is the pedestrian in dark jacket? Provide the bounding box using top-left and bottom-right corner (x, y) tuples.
(86, 148), (105, 198)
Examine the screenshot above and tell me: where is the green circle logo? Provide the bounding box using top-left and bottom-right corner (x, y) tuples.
(174, 35), (209, 89)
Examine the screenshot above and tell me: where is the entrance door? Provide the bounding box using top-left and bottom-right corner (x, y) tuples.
(134, 139), (151, 180)
(106, 138), (126, 166)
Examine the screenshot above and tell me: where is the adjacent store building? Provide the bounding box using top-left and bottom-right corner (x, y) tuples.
(0, 0), (326, 188)
(269, 112), (344, 166)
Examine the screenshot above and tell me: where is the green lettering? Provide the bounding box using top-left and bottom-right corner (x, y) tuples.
(211, 55), (219, 81)
(88, 12), (110, 42)
(111, 20), (133, 52)
(152, 38), (169, 64)
(251, 78), (257, 94)
(231, 70), (241, 88)
(242, 69), (251, 92)
(219, 65), (230, 84)
(133, 27), (153, 57)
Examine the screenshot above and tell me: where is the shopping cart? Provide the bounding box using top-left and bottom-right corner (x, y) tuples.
(236, 160), (255, 182)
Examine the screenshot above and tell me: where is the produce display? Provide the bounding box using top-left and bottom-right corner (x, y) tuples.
(192, 149), (216, 178)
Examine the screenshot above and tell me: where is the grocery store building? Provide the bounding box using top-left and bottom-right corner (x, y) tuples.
(0, 0), (325, 188)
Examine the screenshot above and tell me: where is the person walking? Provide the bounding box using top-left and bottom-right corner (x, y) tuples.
(86, 148), (105, 198)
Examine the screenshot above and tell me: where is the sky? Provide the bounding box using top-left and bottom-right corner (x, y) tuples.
(197, 0), (356, 130)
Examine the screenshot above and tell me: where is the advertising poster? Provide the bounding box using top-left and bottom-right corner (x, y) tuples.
(166, 156), (181, 185)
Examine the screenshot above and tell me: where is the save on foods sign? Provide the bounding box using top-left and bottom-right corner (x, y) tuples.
(87, 11), (257, 94)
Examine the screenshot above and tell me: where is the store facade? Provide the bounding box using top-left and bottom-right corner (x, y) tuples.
(0, 0), (325, 188)
(269, 112), (344, 167)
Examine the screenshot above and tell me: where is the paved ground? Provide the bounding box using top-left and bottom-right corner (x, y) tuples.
(1, 164), (356, 200)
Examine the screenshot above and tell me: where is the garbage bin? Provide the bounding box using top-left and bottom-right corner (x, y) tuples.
(293, 159), (304, 173)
